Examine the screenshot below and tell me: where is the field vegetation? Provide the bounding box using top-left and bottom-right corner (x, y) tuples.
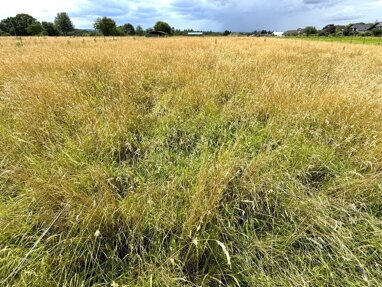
(0, 36), (382, 286)
(292, 35), (382, 45)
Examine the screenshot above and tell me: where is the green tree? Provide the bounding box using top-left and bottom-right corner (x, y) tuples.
(145, 27), (154, 34)
(322, 24), (336, 36)
(94, 17), (117, 36)
(27, 22), (43, 35)
(223, 30), (231, 36)
(364, 31), (373, 37)
(372, 29), (382, 36)
(136, 25), (144, 36)
(343, 27), (352, 36)
(41, 21), (59, 36)
(122, 23), (135, 35)
(0, 17), (14, 35)
(116, 26), (126, 36)
(0, 28), (10, 36)
(15, 14), (37, 35)
(154, 21), (172, 35)
(303, 26), (317, 35)
(0, 14), (36, 36)
(260, 30), (270, 35)
(54, 12), (74, 35)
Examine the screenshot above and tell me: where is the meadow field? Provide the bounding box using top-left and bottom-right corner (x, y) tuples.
(0, 36), (382, 286)
(292, 35), (382, 45)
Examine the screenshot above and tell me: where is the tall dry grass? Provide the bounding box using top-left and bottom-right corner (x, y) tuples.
(0, 36), (382, 286)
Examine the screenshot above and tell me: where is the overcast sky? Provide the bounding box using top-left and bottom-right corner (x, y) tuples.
(0, 0), (381, 31)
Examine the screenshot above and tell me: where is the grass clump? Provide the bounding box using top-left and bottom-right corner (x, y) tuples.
(0, 37), (382, 286)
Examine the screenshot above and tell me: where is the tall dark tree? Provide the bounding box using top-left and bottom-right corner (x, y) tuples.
(54, 12), (74, 35)
(15, 14), (37, 35)
(136, 25), (144, 36)
(0, 29), (9, 36)
(94, 17), (117, 36)
(0, 17), (15, 35)
(27, 22), (43, 35)
(121, 23), (135, 35)
(0, 14), (36, 36)
(41, 21), (60, 36)
(154, 21), (172, 35)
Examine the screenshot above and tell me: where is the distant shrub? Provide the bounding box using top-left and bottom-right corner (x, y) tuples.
(322, 24), (336, 36)
(303, 26), (317, 36)
(364, 31), (373, 37)
(26, 22), (43, 36)
(372, 29), (382, 36)
(0, 29), (10, 36)
(343, 28), (352, 36)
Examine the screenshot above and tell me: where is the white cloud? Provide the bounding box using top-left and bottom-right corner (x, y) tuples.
(0, 0), (87, 22)
(323, 6), (364, 22)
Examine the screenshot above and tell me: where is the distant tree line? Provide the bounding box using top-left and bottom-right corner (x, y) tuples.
(286, 24), (382, 37)
(0, 12), (255, 37)
(0, 12), (159, 37)
(0, 13), (202, 37)
(92, 17), (238, 37)
(93, 18), (174, 36)
(0, 13), (77, 36)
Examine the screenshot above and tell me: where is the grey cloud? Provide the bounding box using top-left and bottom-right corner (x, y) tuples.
(71, 2), (127, 18)
(325, 14), (364, 21)
(64, 0), (381, 31)
(304, 0), (338, 5)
